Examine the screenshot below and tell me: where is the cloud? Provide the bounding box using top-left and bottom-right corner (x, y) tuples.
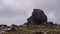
(0, 0), (34, 25)
(0, 15), (27, 25)
(0, 0), (60, 25)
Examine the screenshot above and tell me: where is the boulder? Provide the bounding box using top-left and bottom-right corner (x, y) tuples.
(24, 9), (47, 25)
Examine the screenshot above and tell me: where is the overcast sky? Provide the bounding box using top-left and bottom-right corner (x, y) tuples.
(0, 0), (60, 25)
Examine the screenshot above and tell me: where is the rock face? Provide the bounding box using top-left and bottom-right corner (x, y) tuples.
(24, 9), (47, 25)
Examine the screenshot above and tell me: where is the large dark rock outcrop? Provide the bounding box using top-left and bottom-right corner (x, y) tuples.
(24, 9), (47, 25)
